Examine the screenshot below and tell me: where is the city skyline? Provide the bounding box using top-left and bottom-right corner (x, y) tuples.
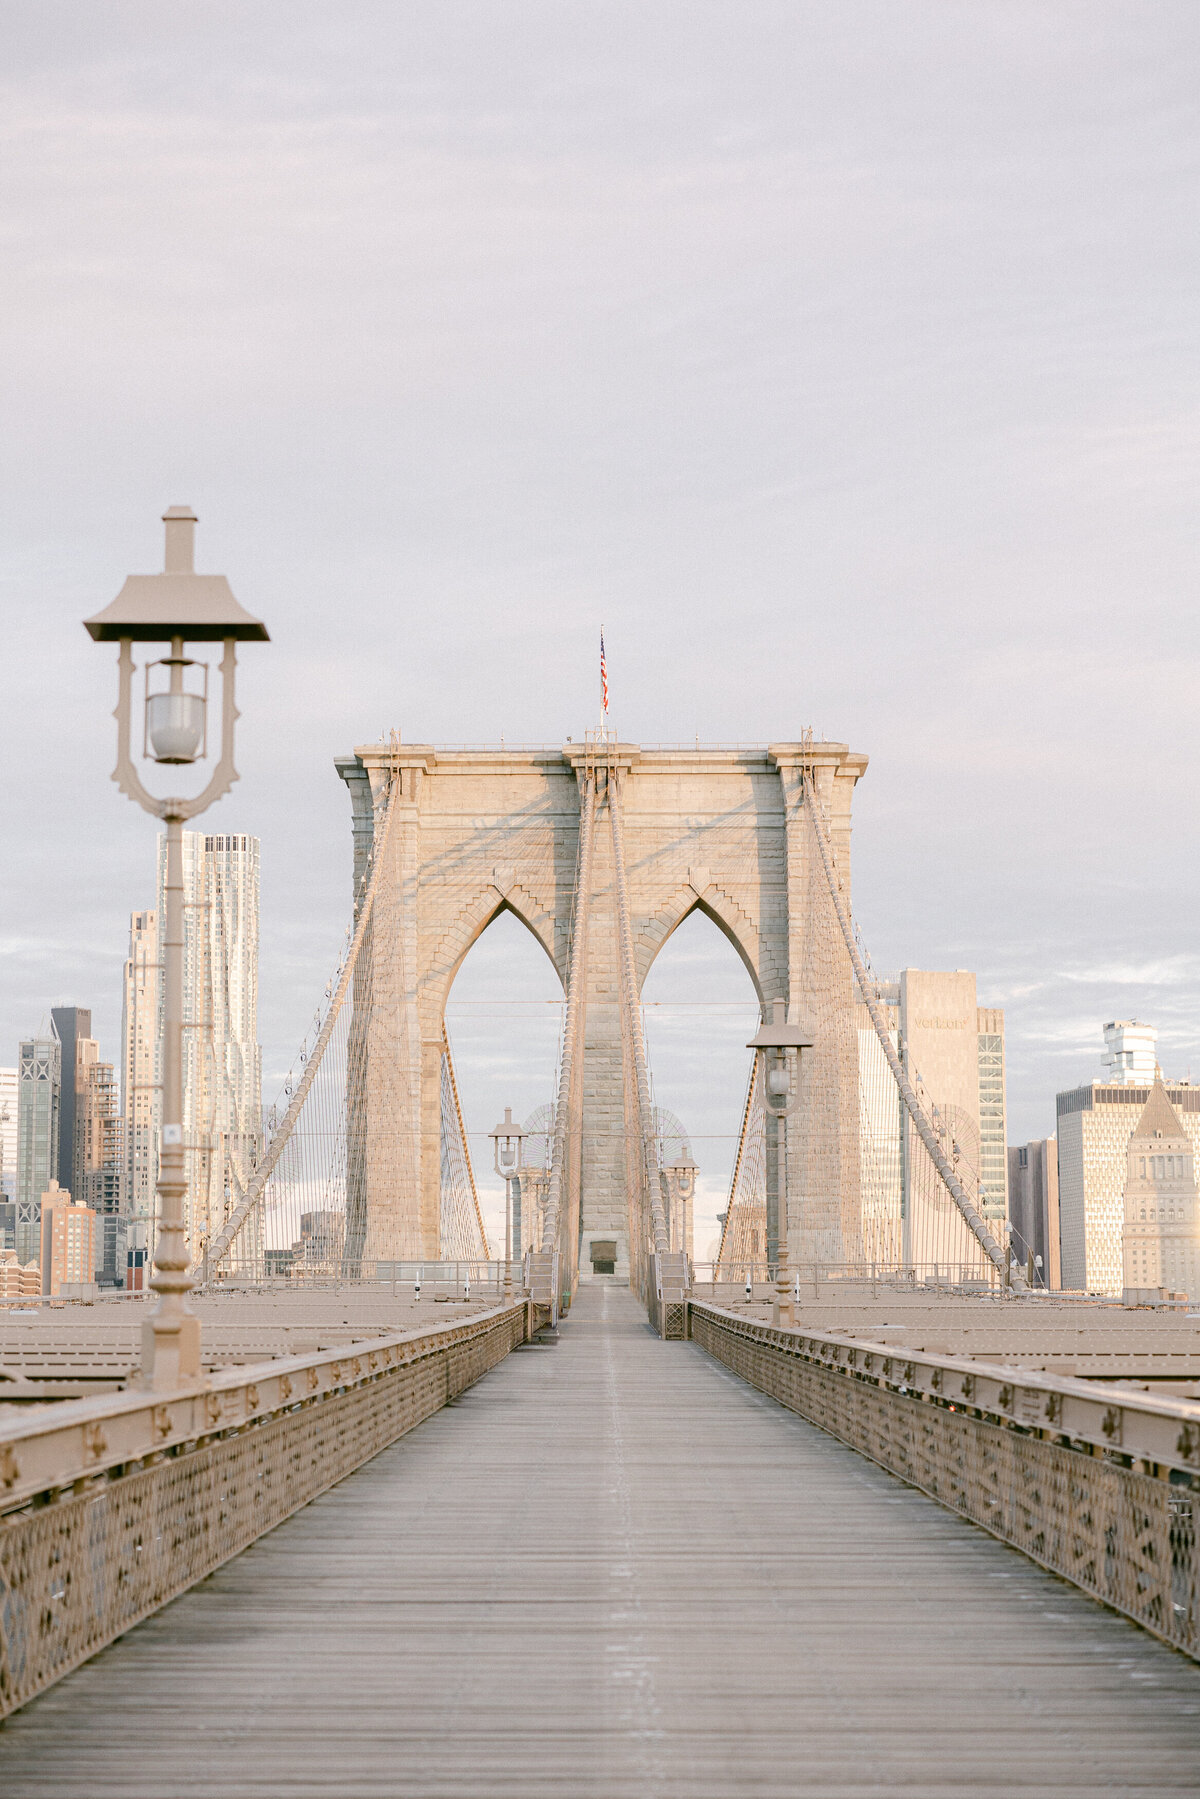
(2, 826), (265, 1281)
(4, 839), (1194, 1289)
(8, 885), (1184, 1292)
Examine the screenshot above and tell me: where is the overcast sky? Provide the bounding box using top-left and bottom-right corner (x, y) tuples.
(2, 3), (1197, 1248)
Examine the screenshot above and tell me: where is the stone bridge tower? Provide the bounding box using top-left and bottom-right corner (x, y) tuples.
(337, 741), (867, 1276)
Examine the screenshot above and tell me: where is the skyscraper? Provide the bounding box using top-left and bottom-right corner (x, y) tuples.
(1057, 1022), (1200, 1294)
(43, 1009), (125, 1284)
(0, 1065), (15, 1253)
(1121, 1081), (1200, 1303)
(75, 1041), (124, 1284)
(75, 1043), (122, 1215)
(861, 970), (1009, 1270)
(1007, 1138), (1061, 1288)
(50, 1005), (90, 1203)
(40, 1180), (97, 1296)
(898, 972), (1008, 1238)
(155, 832), (263, 1262)
(122, 909), (161, 1259)
(0, 1065), (17, 1209)
(16, 1034), (61, 1262)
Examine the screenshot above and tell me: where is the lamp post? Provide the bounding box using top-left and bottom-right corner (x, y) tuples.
(85, 506), (268, 1389)
(489, 1106), (526, 1301)
(663, 1145), (697, 1262)
(747, 999), (812, 1327)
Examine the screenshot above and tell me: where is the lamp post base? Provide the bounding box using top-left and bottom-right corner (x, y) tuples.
(773, 1274), (795, 1329)
(139, 1313), (204, 1390)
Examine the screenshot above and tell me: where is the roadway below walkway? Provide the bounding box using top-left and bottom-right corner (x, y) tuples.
(2, 1283), (1199, 1797)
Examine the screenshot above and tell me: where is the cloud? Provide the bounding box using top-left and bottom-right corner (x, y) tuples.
(1059, 958), (1200, 988)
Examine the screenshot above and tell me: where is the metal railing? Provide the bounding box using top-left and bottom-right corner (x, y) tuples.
(370, 1260), (520, 1295)
(0, 1290), (148, 1309)
(690, 1302), (1200, 1659)
(693, 1261), (1018, 1295)
(204, 1260), (523, 1293)
(0, 1302), (528, 1719)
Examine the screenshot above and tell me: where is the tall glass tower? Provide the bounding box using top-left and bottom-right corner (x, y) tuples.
(49, 1006), (91, 1204)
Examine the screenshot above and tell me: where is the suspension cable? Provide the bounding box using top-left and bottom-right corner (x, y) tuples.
(442, 1021), (489, 1259)
(609, 774), (670, 1278)
(197, 764), (400, 1282)
(715, 1055), (759, 1272)
(542, 772), (596, 1258)
(800, 765), (1021, 1288)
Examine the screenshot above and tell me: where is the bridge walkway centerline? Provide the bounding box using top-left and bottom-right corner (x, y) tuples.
(1, 1285), (1198, 1796)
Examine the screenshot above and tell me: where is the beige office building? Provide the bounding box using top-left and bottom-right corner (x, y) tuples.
(73, 1037), (124, 1285)
(861, 970), (1007, 1271)
(39, 1181), (96, 1296)
(1121, 1081), (1200, 1303)
(1057, 1023), (1200, 1294)
(74, 1037), (122, 1214)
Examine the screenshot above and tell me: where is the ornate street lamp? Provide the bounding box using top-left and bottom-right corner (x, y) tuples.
(747, 998), (812, 1327)
(85, 506), (268, 1388)
(489, 1106), (526, 1301)
(663, 1145), (697, 1261)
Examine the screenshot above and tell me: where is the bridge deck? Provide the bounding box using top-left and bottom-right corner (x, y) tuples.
(2, 1285), (1198, 1796)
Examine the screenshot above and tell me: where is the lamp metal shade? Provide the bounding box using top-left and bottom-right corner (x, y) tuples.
(85, 575), (269, 642)
(84, 506), (269, 642)
(488, 1106), (527, 1144)
(747, 997), (813, 1052)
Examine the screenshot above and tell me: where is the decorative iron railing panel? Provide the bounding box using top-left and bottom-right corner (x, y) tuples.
(691, 1303), (1200, 1658)
(0, 1304), (526, 1719)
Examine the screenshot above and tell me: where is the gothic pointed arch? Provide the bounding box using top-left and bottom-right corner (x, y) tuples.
(634, 876), (783, 1004)
(423, 877), (565, 1025)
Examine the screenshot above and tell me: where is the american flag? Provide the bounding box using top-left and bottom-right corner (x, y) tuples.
(600, 629), (609, 715)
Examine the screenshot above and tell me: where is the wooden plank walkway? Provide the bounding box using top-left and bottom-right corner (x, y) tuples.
(2, 1282), (1199, 1796)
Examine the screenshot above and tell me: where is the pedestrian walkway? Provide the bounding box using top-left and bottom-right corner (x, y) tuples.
(2, 1283), (1198, 1796)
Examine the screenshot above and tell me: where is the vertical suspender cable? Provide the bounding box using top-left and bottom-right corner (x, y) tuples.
(542, 774), (597, 1262)
(609, 774), (670, 1287)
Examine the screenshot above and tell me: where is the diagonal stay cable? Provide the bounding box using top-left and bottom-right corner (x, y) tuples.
(800, 763), (1021, 1289)
(715, 1054), (760, 1274)
(442, 1020), (489, 1260)
(197, 766), (400, 1283)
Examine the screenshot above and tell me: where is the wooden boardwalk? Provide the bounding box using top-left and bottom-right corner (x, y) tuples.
(2, 1283), (1199, 1797)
